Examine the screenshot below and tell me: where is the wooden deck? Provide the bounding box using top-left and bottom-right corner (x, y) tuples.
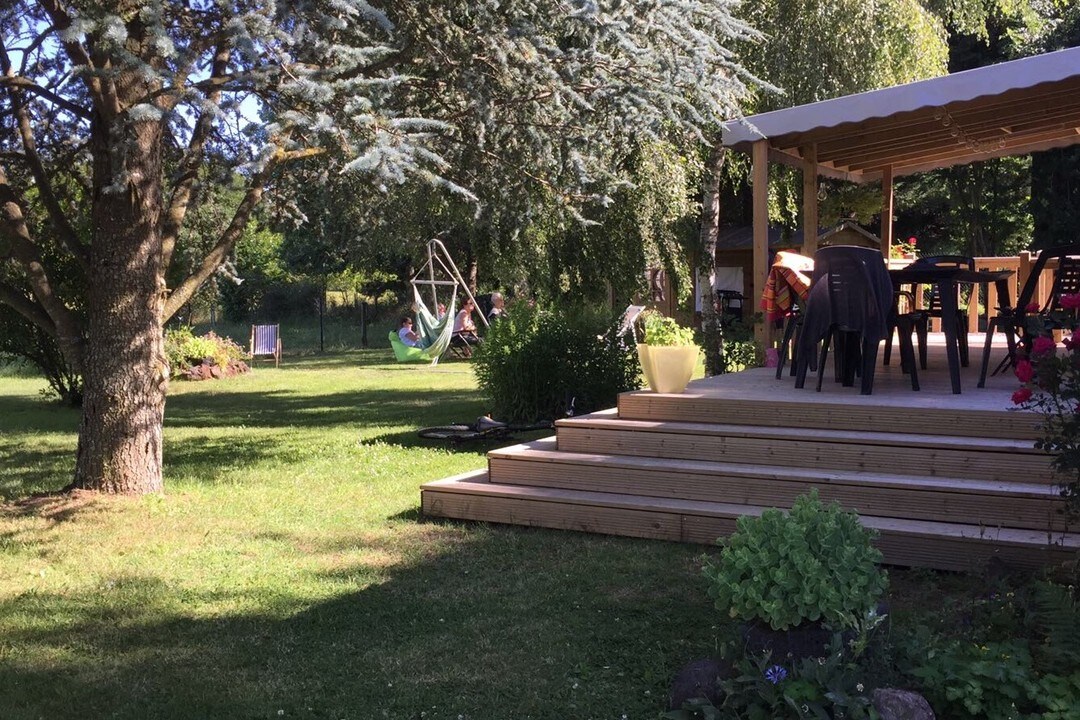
(421, 333), (1080, 571)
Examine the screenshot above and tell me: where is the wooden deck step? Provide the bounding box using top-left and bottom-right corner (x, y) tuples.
(420, 471), (1080, 572)
(487, 440), (1067, 532)
(554, 417), (1054, 484)
(616, 392), (1042, 440)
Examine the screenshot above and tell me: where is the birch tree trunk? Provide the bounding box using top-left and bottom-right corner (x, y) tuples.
(699, 143), (727, 376)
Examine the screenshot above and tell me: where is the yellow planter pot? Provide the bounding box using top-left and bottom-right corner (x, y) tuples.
(637, 343), (699, 394)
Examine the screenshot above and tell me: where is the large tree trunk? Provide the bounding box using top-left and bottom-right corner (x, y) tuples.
(73, 115), (168, 494)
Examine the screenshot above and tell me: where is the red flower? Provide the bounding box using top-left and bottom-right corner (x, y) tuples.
(1032, 336), (1058, 356)
(1026, 302), (1042, 313)
(907, 237), (917, 245)
(1015, 359), (1035, 383)
(1061, 293), (1080, 310)
(1012, 387), (1033, 405)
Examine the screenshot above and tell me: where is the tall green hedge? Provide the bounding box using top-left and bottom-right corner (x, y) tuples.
(472, 303), (641, 422)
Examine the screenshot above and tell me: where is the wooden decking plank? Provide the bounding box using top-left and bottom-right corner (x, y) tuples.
(421, 481), (1079, 571)
(489, 442), (1053, 496)
(555, 426), (1053, 484)
(421, 478), (1080, 548)
(616, 394), (1041, 440)
(557, 416), (1040, 455)
(487, 455), (1065, 531)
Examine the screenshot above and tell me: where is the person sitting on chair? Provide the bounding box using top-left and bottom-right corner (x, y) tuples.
(398, 316), (423, 348)
(436, 302), (447, 320)
(487, 292), (506, 322)
(452, 298), (482, 354)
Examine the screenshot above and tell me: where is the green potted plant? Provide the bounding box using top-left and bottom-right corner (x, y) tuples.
(636, 310), (700, 393)
(701, 490), (888, 660)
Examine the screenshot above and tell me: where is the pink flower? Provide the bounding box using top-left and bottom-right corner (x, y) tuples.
(1012, 387), (1033, 405)
(1015, 359), (1035, 383)
(1032, 336), (1057, 357)
(1025, 302), (1042, 313)
(1065, 334), (1080, 351)
(908, 237), (917, 246)
(1061, 293), (1080, 310)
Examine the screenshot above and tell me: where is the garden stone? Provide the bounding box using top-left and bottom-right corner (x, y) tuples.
(872, 688), (935, 720)
(667, 657), (731, 711)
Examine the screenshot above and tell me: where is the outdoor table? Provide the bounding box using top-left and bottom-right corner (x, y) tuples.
(889, 266), (1014, 394)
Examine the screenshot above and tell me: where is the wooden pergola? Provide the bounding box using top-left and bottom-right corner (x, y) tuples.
(721, 46), (1080, 343)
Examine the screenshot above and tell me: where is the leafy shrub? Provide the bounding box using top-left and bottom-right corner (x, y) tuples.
(165, 327), (248, 371)
(0, 304), (83, 406)
(638, 310), (697, 346)
(702, 491), (887, 631)
(908, 637), (1080, 720)
(472, 302), (641, 422)
(897, 573), (1080, 720)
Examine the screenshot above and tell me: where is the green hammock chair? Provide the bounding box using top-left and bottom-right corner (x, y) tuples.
(389, 290), (458, 364)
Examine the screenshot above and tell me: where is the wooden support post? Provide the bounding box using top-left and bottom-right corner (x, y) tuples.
(802, 144), (818, 257)
(752, 140), (770, 346)
(880, 165), (894, 257)
(1019, 251), (1032, 306)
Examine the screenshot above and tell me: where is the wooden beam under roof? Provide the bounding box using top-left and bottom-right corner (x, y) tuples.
(836, 120), (1080, 170)
(892, 132), (1080, 177)
(814, 98), (1080, 160)
(848, 126), (1080, 172)
(767, 75), (1080, 153)
(765, 146), (863, 182)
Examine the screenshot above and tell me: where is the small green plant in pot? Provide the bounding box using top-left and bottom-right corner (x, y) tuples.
(636, 310), (700, 393)
(701, 490), (888, 660)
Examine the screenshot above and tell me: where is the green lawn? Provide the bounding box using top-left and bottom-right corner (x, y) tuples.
(0, 348), (1005, 719)
(0, 352), (722, 720)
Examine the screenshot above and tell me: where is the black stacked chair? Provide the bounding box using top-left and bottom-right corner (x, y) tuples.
(774, 303), (802, 379)
(794, 246), (915, 395)
(979, 244), (1080, 387)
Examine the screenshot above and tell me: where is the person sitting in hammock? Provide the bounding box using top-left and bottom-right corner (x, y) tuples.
(398, 316), (424, 348)
(452, 298), (482, 354)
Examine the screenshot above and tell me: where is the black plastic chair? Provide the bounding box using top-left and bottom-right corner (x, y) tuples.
(794, 246), (906, 395)
(774, 303), (802, 379)
(915, 255), (975, 367)
(979, 244), (1080, 387)
(882, 290), (922, 385)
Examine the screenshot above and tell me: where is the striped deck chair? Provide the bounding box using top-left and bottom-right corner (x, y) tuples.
(250, 324), (281, 367)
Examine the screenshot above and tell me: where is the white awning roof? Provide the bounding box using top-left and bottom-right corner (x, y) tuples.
(722, 46), (1080, 182)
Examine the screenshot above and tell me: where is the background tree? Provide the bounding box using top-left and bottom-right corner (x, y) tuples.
(0, 0), (759, 494)
(700, 0), (952, 292)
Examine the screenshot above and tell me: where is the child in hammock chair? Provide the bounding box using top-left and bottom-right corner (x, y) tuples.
(398, 316), (424, 348)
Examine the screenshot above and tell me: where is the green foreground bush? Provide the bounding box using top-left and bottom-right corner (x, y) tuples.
(702, 491), (888, 632)
(472, 302), (641, 422)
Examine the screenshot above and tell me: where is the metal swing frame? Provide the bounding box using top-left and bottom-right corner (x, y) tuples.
(408, 239), (488, 361)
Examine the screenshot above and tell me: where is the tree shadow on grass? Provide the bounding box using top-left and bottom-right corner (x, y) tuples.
(165, 388), (485, 431)
(0, 448), (73, 500)
(0, 525), (713, 720)
(0, 393), (79, 436)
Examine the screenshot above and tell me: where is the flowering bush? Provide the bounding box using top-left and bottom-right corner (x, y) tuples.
(164, 327), (249, 372)
(889, 236), (918, 260)
(666, 631), (883, 720)
(1012, 294), (1080, 516)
